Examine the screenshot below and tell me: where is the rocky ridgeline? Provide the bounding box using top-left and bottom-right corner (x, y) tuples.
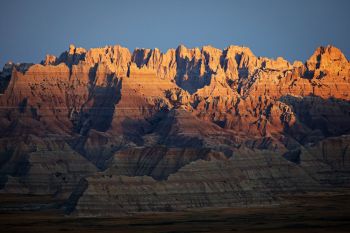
(0, 44), (349, 216)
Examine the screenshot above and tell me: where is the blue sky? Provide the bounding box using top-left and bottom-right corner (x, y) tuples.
(0, 0), (349, 66)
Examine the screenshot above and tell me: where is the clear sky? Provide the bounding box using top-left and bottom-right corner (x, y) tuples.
(0, 0), (349, 67)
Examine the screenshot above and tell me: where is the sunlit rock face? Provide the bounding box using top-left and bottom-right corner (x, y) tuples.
(0, 44), (350, 216)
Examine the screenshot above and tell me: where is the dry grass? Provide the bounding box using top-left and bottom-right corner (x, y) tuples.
(0, 192), (350, 233)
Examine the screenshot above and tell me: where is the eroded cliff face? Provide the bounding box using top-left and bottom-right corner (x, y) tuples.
(0, 44), (349, 215)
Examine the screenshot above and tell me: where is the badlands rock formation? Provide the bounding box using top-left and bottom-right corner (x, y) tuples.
(0, 44), (350, 216)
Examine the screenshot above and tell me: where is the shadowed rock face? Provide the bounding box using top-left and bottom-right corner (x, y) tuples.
(0, 44), (350, 216)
